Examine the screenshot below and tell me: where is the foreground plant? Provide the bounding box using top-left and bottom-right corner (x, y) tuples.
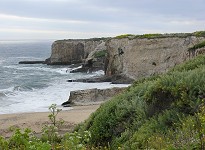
(0, 104), (91, 150)
(0, 128), (51, 150)
(41, 104), (64, 146)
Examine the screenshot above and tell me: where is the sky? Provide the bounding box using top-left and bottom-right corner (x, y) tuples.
(0, 0), (204, 40)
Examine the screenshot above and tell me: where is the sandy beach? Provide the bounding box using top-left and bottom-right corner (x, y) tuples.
(0, 105), (100, 138)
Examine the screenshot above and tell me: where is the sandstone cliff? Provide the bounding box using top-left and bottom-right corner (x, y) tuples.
(64, 87), (126, 106)
(105, 35), (205, 80)
(47, 32), (205, 80)
(47, 39), (107, 65)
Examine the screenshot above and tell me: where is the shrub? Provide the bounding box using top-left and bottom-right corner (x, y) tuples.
(0, 104), (91, 150)
(94, 50), (107, 58)
(0, 136), (9, 150)
(134, 33), (163, 39)
(114, 31), (205, 40)
(61, 131), (91, 150)
(77, 54), (205, 149)
(188, 41), (205, 51)
(2, 54), (205, 149)
(41, 104), (64, 146)
(115, 34), (134, 39)
(194, 31), (205, 37)
(169, 54), (205, 72)
(7, 128), (51, 150)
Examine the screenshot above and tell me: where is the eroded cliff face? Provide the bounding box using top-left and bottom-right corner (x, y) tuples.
(48, 39), (105, 65)
(105, 36), (205, 79)
(48, 34), (205, 81)
(67, 87), (126, 105)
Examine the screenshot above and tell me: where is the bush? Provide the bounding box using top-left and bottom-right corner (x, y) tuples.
(114, 31), (205, 40)
(169, 54), (205, 72)
(77, 54), (205, 149)
(2, 54), (205, 149)
(188, 41), (205, 51)
(134, 33), (163, 39)
(0, 104), (91, 150)
(115, 34), (134, 39)
(194, 31), (205, 37)
(94, 50), (107, 58)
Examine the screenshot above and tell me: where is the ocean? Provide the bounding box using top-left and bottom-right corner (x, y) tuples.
(0, 40), (128, 114)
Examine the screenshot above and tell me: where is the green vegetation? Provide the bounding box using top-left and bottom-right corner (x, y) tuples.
(1, 54), (205, 149)
(194, 31), (205, 37)
(114, 31), (205, 40)
(115, 33), (165, 39)
(134, 33), (163, 39)
(76, 54), (205, 149)
(188, 40), (205, 51)
(58, 31), (205, 42)
(115, 34), (135, 39)
(58, 37), (111, 42)
(0, 104), (91, 150)
(93, 50), (107, 58)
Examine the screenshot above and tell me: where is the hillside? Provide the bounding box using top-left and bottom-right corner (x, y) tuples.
(76, 54), (205, 149)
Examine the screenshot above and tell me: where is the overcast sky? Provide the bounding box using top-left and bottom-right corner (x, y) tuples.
(0, 0), (204, 40)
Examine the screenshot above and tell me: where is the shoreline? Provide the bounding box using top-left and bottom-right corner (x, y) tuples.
(0, 105), (100, 138)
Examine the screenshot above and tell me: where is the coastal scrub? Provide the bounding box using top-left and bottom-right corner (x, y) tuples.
(76, 54), (205, 149)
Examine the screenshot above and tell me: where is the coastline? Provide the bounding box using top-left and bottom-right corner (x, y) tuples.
(0, 105), (100, 138)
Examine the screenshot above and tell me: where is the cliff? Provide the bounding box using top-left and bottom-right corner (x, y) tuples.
(105, 35), (205, 80)
(63, 87), (126, 106)
(47, 38), (107, 65)
(47, 32), (205, 80)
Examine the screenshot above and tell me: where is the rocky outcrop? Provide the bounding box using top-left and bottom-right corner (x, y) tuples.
(19, 61), (45, 64)
(62, 87), (126, 106)
(47, 40), (84, 65)
(105, 36), (205, 80)
(67, 74), (134, 84)
(84, 41), (107, 68)
(47, 39), (107, 65)
(47, 33), (205, 81)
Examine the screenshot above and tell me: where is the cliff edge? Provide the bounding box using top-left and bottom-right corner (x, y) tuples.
(46, 32), (205, 81)
(46, 38), (107, 65)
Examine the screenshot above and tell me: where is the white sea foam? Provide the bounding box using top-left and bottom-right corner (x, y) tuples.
(0, 80), (130, 114)
(4, 64), (71, 75)
(0, 41), (130, 114)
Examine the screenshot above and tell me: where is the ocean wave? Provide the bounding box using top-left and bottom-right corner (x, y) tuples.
(3, 64), (70, 75)
(13, 85), (34, 92)
(90, 70), (104, 76)
(0, 85), (34, 97)
(55, 68), (71, 74)
(0, 80), (130, 114)
(0, 92), (7, 98)
(3, 63), (105, 77)
(0, 87), (14, 96)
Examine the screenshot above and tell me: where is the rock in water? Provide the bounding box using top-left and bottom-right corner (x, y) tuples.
(62, 87), (126, 106)
(19, 61), (45, 64)
(47, 39), (106, 65)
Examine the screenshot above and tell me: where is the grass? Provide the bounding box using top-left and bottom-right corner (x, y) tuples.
(115, 34), (135, 39)
(114, 31), (205, 40)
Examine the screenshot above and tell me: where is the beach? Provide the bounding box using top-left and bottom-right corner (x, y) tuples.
(0, 105), (100, 138)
